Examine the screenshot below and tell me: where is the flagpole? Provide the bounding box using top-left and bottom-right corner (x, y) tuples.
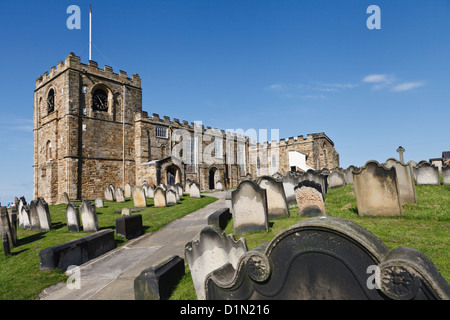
(89, 5), (92, 60)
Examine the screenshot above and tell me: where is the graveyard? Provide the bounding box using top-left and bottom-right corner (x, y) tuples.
(171, 182), (450, 299)
(0, 193), (217, 300)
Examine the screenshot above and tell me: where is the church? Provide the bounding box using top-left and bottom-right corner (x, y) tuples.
(33, 53), (339, 204)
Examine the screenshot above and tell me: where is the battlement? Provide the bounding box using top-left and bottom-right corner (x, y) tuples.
(35, 53), (141, 89)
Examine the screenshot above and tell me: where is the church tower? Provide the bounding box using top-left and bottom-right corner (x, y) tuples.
(33, 53), (142, 204)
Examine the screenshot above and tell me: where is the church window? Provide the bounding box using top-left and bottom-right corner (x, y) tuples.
(156, 125), (168, 138)
(47, 89), (55, 114)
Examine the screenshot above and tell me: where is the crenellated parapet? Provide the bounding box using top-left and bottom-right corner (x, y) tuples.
(35, 52), (141, 90)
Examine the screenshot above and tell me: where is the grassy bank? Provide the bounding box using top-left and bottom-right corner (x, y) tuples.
(170, 184), (450, 299)
(0, 194), (217, 300)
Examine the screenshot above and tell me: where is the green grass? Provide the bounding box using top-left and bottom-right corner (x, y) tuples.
(0, 194), (217, 300)
(171, 184), (450, 299)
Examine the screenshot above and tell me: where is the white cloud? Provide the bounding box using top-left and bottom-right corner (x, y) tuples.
(392, 81), (425, 92)
(362, 74), (392, 83)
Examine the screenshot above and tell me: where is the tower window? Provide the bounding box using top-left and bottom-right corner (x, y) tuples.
(47, 89), (55, 114)
(92, 89), (108, 111)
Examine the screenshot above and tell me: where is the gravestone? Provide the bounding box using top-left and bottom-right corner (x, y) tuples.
(442, 164), (450, 185)
(154, 187), (167, 207)
(185, 225), (248, 300)
(95, 198), (104, 208)
(21, 206), (31, 230)
(66, 202), (81, 232)
(344, 165), (357, 185)
(257, 176), (289, 219)
(185, 179), (192, 193)
(231, 180), (269, 234)
(215, 181), (223, 191)
(116, 214), (144, 240)
(294, 180), (326, 217)
(132, 186), (147, 208)
(124, 183), (132, 198)
(189, 181), (201, 199)
(145, 185), (154, 199)
(304, 169), (328, 194)
(80, 199), (99, 232)
(327, 170), (346, 189)
(115, 187), (125, 203)
(384, 158), (417, 204)
(0, 207), (14, 247)
(205, 217), (450, 300)
(28, 200), (42, 230)
(121, 208), (131, 216)
(168, 185), (179, 201)
(353, 161), (402, 216)
(18, 197), (27, 228)
(175, 183), (184, 198)
(414, 162), (440, 185)
(36, 197), (52, 231)
(104, 185), (114, 201)
(166, 189), (177, 206)
(281, 172), (297, 207)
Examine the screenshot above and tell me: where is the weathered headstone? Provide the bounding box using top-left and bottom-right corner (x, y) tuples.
(189, 181), (201, 199)
(215, 181), (223, 191)
(231, 180), (269, 234)
(344, 165), (357, 185)
(175, 183), (184, 198)
(443, 164), (450, 185)
(145, 185), (154, 199)
(168, 185), (179, 201)
(257, 176), (289, 219)
(327, 170), (346, 189)
(116, 214), (144, 240)
(132, 186), (147, 208)
(65, 202), (81, 232)
(353, 161), (402, 216)
(166, 189), (177, 206)
(121, 207), (131, 217)
(0, 207), (14, 247)
(205, 217), (450, 300)
(104, 185), (114, 201)
(304, 169), (328, 194)
(185, 179), (192, 193)
(28, 200), (42, 230)
(124, 183), (132, 197)
(21, 207), (31, 230)
(80, 199), (99, 232)
(414, 162), (440, 186)
(154, 187), (167, 207)
(185, 226), (248, 300)
(18, 197), (27, 228)
(281, 172), (297, 207)
(294, 180), (326, 217)
(95, 198), (104, 208)
(36, 197), (52, 231)
(384, 158), (417, 204)
(115, 187), (125, 203)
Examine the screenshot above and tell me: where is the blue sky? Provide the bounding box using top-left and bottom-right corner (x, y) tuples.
(1, 0), (449, 204)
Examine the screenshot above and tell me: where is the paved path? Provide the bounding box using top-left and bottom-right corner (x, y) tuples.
(39, 191), (226, 300)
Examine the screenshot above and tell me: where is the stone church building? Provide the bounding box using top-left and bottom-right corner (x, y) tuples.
(33, 53), (339, 204)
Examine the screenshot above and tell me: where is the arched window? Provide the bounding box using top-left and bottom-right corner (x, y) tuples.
(147, 130), (151, 161)
(47, 89), (55, 114)
(92, 88), (108, 111)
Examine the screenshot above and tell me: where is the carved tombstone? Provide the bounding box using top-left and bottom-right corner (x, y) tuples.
(294, 180), (326, 217)
(36, 197), (52, 231)
(442, 164), (450, 185)
(327, 170), (346, 189)
(189, 181), (201, 199)
(304, 169), (328, 194)
(153, 187), (167, 207)
(145, 185), (154, 199)
(66, 202), (81, 232)
(215, 181), (223, 191)
(115, 187), (125, 203)
(257, 176), (289, 219)
(205, 217), (450, 300)
(168, 185), (179, 201)
(80, 199), (99, 232)
(231, 180), (269, 234)
(352, 161), (402, 216)
(21, 206), (31, 230)
(166, 189), (177, 206)
(0, 206), (14, 247)
(185, 226), (248, 300)
(384, 158), (417, 204)
(124, 183), (132, 198)
(175, 183), (184, 198)
(132, 186), (147, 208)
(414, 162), (440, 186)
(104, 185), (114, 202)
